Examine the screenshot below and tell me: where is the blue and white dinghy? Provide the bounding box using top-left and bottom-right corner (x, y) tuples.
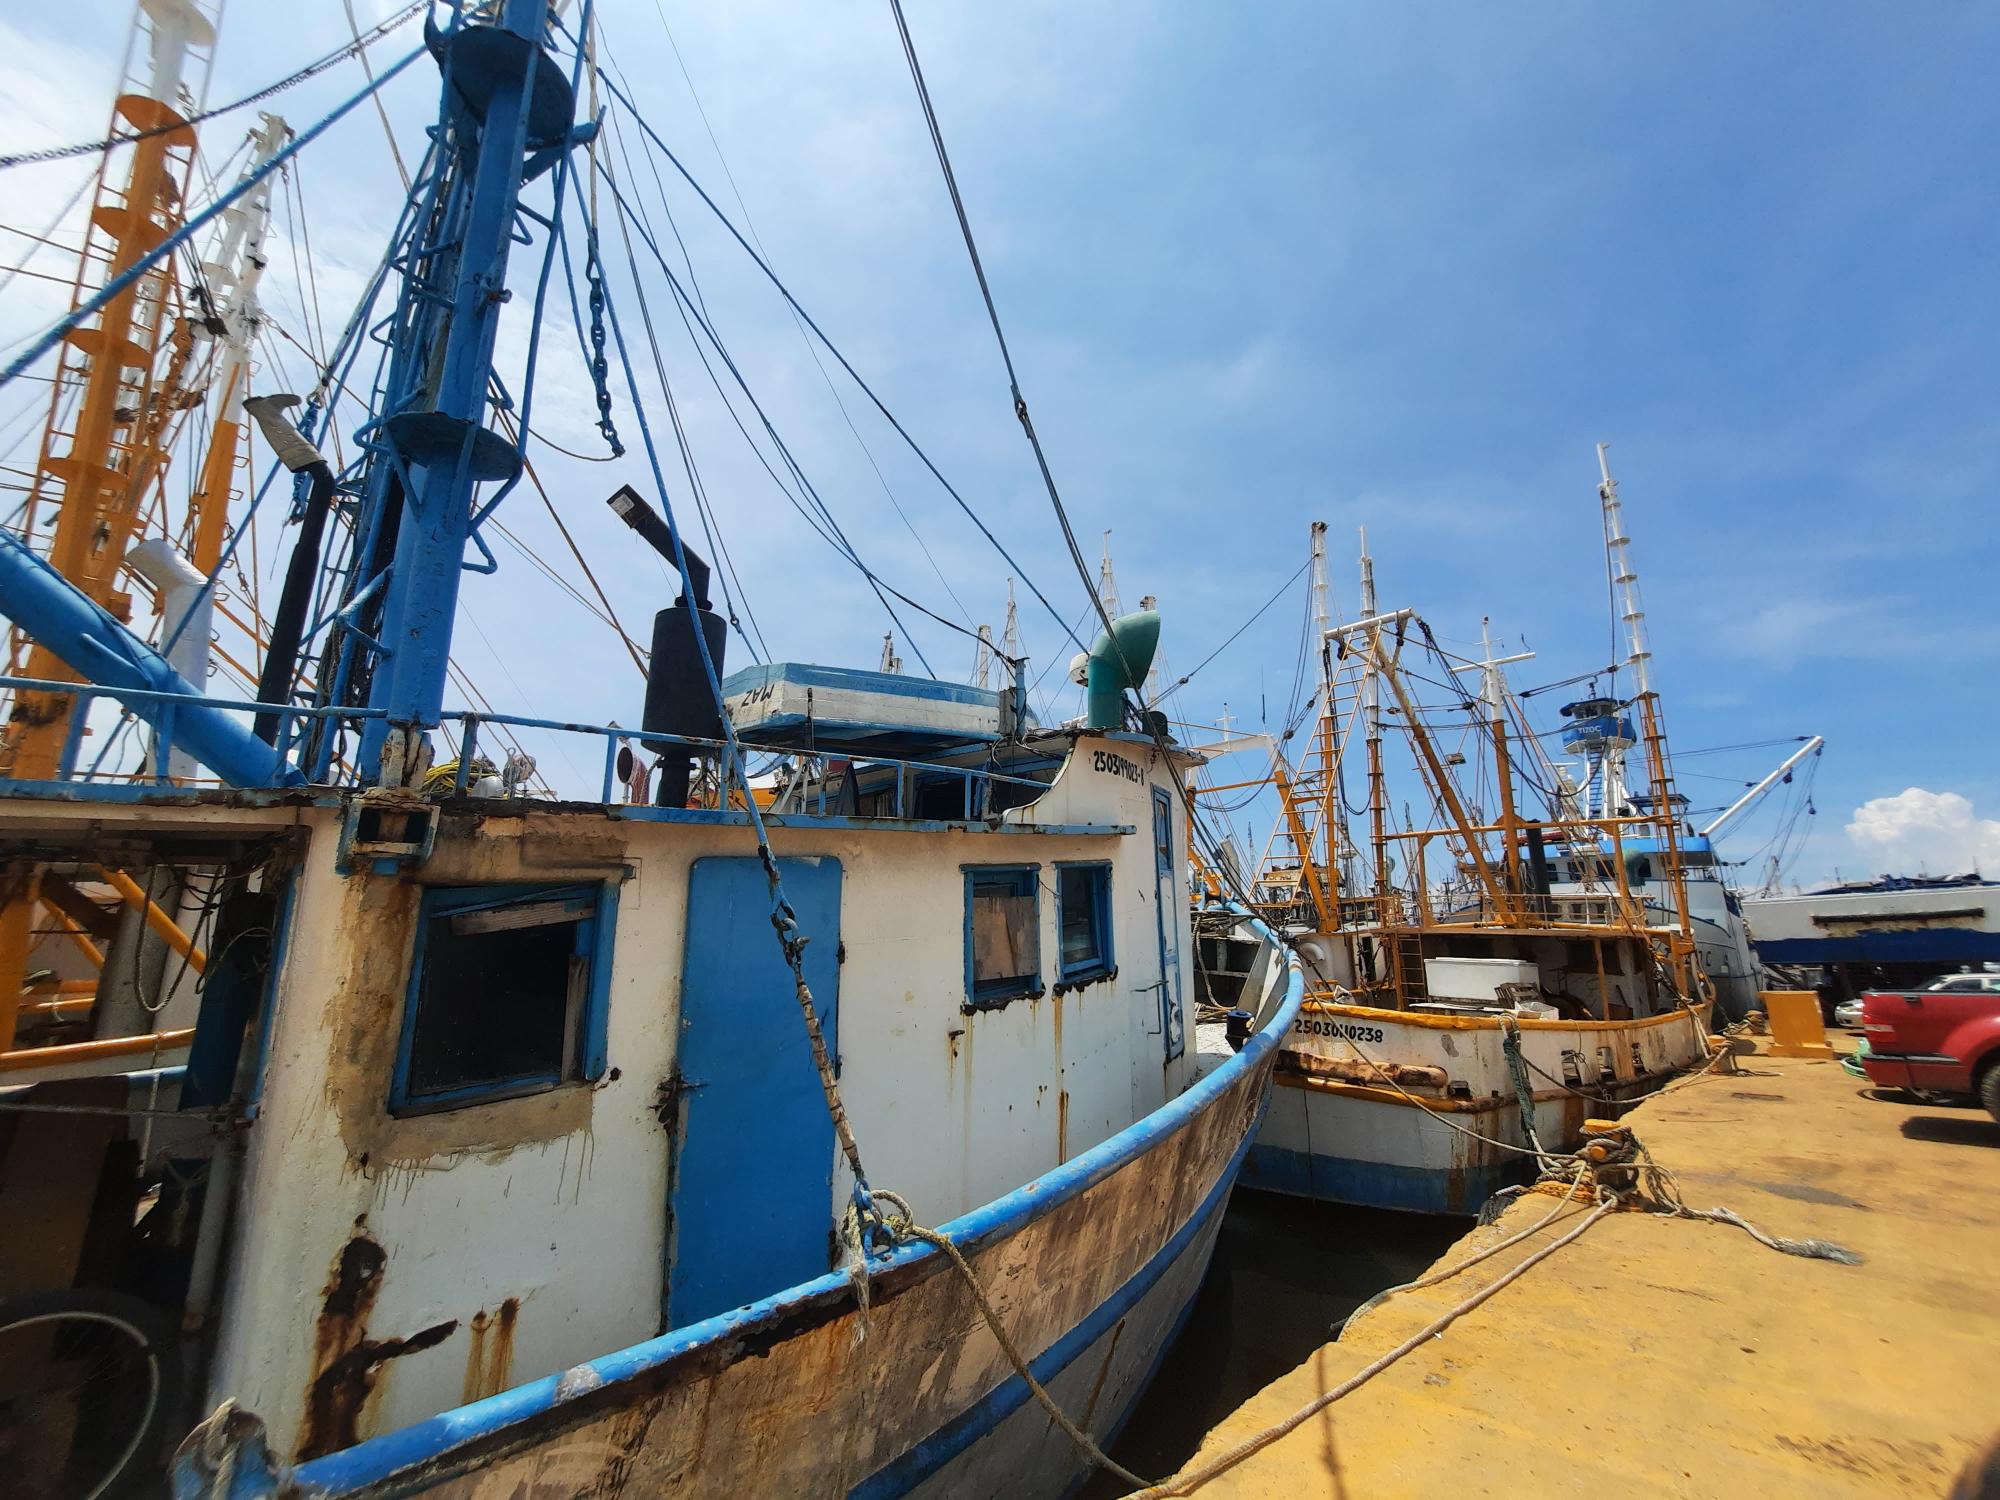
(0, 3), (1301, 1497)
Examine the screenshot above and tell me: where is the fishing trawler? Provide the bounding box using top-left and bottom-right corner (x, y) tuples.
(0, 5), (1301, 1496)
(1194, 455), (1717, 1216)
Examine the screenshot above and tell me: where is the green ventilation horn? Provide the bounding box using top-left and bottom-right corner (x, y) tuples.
(1083, 608), (1160, 730)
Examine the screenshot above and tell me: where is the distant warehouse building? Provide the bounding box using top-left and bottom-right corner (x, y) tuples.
(1744, 875), (2000, 1015)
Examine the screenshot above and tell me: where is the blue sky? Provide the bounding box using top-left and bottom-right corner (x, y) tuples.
(0, 3), (1994, 885)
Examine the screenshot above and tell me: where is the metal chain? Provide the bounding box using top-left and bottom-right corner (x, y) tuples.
(582, 226), (625, 458)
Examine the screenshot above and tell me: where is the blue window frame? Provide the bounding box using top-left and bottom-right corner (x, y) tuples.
(390, 881), (616, 1115)
(964, 865), (1041, 1009)
(1056, 861), (1115, 985)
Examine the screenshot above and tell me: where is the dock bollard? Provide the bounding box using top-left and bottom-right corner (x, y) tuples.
(1760, 990), (1835, 1060)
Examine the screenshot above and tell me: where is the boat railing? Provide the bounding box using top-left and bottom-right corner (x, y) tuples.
(0, 673), (1056, 823)
(1437, 890), (1672, 934)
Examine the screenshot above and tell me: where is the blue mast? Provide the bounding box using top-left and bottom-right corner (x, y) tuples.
(0, 2), (586, 792)
(345, 0), (583, 786)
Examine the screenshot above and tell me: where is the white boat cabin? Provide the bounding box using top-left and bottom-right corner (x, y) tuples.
(0, 726), (1202, 1466)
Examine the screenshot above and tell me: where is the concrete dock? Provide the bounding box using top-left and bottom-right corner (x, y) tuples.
(1162, 1041), (2000, 1497)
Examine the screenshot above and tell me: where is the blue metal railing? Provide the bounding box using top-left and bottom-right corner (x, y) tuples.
(0, 675), (1052, 824)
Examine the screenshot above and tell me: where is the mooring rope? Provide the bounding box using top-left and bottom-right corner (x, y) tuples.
(870, 1190), (1152, 1489)
(1124, 1191), (1624, 1499)
(1134, 1121), (1861, 1496)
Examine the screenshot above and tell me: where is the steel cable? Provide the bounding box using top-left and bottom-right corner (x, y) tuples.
(0, 0), (428, 172)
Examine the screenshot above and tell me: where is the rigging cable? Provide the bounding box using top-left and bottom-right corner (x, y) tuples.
(0, 0), (428, 172)
(883, 1), (1113, 661)
(620, 6), (978, 635)
(878, 2), (1273, 935)
(342, 0), (414, 192)
(2, 42), (429, 392)
(593, 141), (987, 668)
(569, 52), (1089, 664)
(590, 168), (991, 668)
(1167, 559), (1311, 694)
(0, 171), (99, 312)
(592, 170), (938, 667)
(595, 107), (770, 660)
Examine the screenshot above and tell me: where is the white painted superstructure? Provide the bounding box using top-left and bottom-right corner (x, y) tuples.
(0, 724), (1296, 1496)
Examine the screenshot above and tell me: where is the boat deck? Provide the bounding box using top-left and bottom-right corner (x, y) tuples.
(1167, 1037), (2000, 1497)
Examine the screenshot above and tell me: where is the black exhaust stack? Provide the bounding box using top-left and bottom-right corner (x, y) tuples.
(607, 485), (727, 808)
(242, 395), (336, 747)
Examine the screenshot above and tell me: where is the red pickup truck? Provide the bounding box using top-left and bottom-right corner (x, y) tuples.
(1861, 974), (2000, 1120)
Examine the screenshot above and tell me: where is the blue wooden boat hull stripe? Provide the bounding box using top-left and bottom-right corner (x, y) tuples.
(287, 912), (1303, 1497)
(851, 1096), (1261, 1497)
(1243, 1141), (1516, 1217)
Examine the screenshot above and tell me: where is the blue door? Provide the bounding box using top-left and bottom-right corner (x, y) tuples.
(1152, 789), (1186, 1060)
(667, 856), (842, 1329)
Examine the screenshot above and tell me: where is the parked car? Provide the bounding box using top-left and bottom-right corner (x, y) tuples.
(1837, 973), (2000, 1028)
(1861, 974), (2000, 1119)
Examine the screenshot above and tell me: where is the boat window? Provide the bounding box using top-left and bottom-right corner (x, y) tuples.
(914, 771), (975, 821)
(965, 865), (1041, 1007)
(392, 882), (614, 1114)
(1057, 862), (1115, 984)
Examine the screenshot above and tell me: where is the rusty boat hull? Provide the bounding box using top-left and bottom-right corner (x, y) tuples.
(1244, 999), (1713, 1214)
(182, 925), (1300, 1499)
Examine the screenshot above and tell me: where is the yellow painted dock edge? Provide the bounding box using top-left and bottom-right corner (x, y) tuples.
(1171, 1040), (2000, 1499)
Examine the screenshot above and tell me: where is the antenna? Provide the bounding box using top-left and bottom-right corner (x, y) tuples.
(1097, 530), (1123, 618)
(1358, 527), (1391, 928)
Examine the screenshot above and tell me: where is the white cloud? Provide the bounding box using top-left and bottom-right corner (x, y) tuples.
(1845, 787), (2000, 877)
(1728, 593), (2000, 668)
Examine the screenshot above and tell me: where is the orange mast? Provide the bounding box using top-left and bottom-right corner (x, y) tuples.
(0, 0), (215, 1051)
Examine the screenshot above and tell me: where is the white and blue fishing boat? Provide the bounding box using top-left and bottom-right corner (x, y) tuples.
(1201, 455), (1717, 1217)
(0, 4), (1300, 1496)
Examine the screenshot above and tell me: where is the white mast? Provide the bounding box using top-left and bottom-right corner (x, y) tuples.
(1358, 526), (1379, 735)
(1597, 442), (1652, 697)
(1451, 616), (1533, 715)
(1000, 577), (1022, 665)
(971, 623), (994, 688)
(1097, 530), (1122, 618)
(1137, 592), (1163, 704)
(1584, 442), (1655, 816)
(1097, 533), (1164, 702)
(1308, 520), (1330, 699)
(193, 112), (287, 419)
(879, 633), (902, 674)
